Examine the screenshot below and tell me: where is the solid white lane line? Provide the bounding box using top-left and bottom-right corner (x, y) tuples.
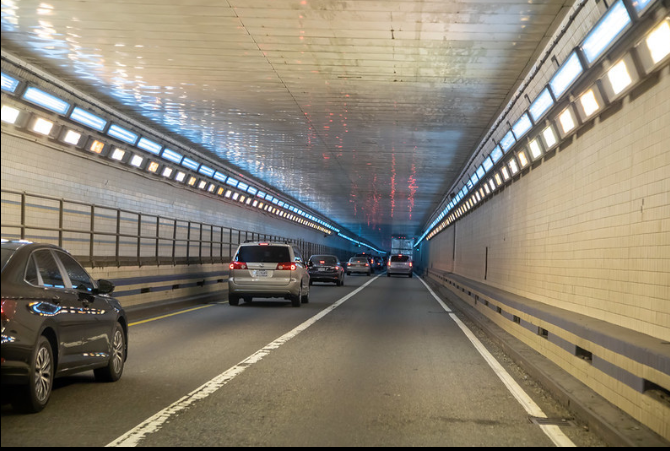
(417, 277), (452, 312)
(419, 277), (576, 447)
(107, 275), (383, 448)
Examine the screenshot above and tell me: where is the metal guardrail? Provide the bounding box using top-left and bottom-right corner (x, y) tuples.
(1, 189), (347, 268)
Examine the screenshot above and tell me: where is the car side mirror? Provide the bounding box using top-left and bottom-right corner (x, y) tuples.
(95, 279), (115, 295)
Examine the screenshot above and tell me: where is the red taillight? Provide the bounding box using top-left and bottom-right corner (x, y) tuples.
(229, 262), (247, 270)
(409, 262), (413, 267)
(276, 262), (297, 271)
(365, 263), (369, 267)
(1, 299), (17, 329)
(387, 261), (391, 266)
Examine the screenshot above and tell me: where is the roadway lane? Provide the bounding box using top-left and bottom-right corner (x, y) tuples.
(1, 272), (605, 447)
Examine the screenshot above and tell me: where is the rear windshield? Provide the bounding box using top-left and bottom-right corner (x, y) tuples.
(390, 255), (410, 262)
(310, 256), (338, 265)
(350, 257), (368, 263)
(1, 248), (14, 272)
(237, 246), (291, 263)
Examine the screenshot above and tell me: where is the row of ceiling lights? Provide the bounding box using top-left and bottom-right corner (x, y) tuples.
(418, 0), (669, 245)
(0, 70), (348, 238)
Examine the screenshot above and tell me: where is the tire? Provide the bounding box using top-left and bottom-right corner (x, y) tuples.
(95, 322), (126, 382)
(409, 273), (413, 278)
(229, 295), (240, 306)
(368, 271), (371, 276)
(301, 289), (310, 304)
(387, 273), (391, 277)
(291, 286), (302, 307)
(347, 272), (351, 276)
(12, 335), (54, 414)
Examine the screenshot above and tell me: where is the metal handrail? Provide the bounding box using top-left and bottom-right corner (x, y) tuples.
(1, 189), (348, 268)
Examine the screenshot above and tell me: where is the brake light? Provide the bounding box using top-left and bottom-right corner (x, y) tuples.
(409, 262), (413, 267)
(229, 262), (247, 270)
(259, 243), (269, 246)
(276, 262), (297, 271)
(1, 299), (17, 331)
(365, 263), (369, 267)
(387, 261), (391, 266)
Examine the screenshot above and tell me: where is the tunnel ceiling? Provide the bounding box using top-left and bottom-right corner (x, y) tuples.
(1, 0), (574, 251)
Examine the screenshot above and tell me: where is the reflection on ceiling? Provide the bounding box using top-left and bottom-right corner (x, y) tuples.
(0, 0), (573, 250)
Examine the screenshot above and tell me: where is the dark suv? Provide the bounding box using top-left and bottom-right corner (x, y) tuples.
(308, 255), (345, 286)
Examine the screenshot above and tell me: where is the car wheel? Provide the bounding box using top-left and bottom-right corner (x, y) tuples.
(291, 286), (302, 307)
(347, 272), (351, 276)
(309, 279), (313, 286)
(387, 273), (391, 277)
(409, 273), (413, 278)
(95, 322), (126, 382)
(229, 295), (240, 306)
(301, 289), (310, 304)
(368, 271), (371, 276)
(12, 335), (54, 414)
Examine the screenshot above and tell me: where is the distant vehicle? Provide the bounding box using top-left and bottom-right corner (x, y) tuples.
(1, 240), (128, 413)
(387, 254), (413, 278)
(308, 255), (345, 286)
(228, 242), (310, 307)
(373, 256), (384, 271)
(354, 253), (376, 272)
(347, 256), (372, 276)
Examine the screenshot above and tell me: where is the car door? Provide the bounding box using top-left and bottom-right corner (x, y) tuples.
(53, 251), (116, 366)
(26, 249), (93, 370)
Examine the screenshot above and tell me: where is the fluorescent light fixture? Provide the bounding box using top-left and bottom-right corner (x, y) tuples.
(161, 148), (183, 164)
(541, 124), (559, 150)
(88, 139), (106, 154)
(576, 84), (606, 121)
(239, 195), (246, 203)
(175, 171), (186, 182)
(509, 158), (520, 175)
(225, 190), (233, 198)
(69, 107), (107, 131)
(645, 19), (670, 64)
(232, 192), (239, 201)
(488, 179), (496, 192)
(490, 145), (503, 163)
(516, 149), (530, 169)
(238, 182), (249, 191)
(632, 0), (654, 15)
(501, 166), (511, 181)
(208, 184), (216, 193)
(265, 195), (274, 202)
(512, 113), (532, 139)
(147, 161), (160, 173)
(107, 124), (138, 145)
(181, 157), (199, 171)
(31, 117), (54, 135)
(272, 198), (279, 205)
(549, 51), (583, 99)
(187, 176), (197, 186)
(162, 167), (173, 178)
(198, 180), (207, 190)
(1, 72), (20, 93)
(62, 129), (82, 146)
(468, 174), (478, 188)
(581, 0), (631, 65)
(278, 201), (285, 208)
(528, 137), (544, 160)
(1, 105), (21, 124)
(22, 87), (70, 115)
(246, 198), (252, 205)
(198, 165), (215, 177)
(226, 177), (239, 188)
(247, 186), (258, 195)
(500, 131), (516, 152)
(558, 106), (578, 136)
(137, 137), (162, 155)
(213, 171), (227, 183)
(257, 191), (267, 199)
(602, 54), (639, 100)
(484, 183), (490, 195)
(529, 88), (554, 122)
(130, 155), (144, 167)
(110, 148), (126, 161)
(217, 187), (225, 196)
(476, 165), (485, 180)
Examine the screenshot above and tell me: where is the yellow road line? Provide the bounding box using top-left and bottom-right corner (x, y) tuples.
(129, 304), (216, 327)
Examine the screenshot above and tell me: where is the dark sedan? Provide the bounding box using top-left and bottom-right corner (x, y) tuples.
(308, 255), (345, 286)
(1, 240), (128, 413)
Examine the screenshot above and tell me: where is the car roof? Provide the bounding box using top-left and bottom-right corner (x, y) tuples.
(1, 240), (62, 252)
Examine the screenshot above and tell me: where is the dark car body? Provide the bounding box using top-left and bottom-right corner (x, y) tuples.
(308, 255), (345, 286)
(1, 240), (128, 413)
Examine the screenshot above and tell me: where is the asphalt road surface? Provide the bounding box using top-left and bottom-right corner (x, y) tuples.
(1, 272), (607, 447)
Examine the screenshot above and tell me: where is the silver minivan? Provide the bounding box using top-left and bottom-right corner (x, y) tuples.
(228, 242), (310, 307)
(387, 254), (413, 277)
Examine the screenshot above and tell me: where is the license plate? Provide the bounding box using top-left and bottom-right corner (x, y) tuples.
(318, 268), (327, 272)
(254, 270), (268, 277)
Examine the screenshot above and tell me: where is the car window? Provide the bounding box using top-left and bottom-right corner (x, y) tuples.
(56, 251), (95, 292)
(30, 250), (66, 288)
(236, 246), (291, 263)
(1, 248), (14, 273)
(310, 256), (337, 265)
(350, 257), (367, 263)
(390, 255), (411, 262)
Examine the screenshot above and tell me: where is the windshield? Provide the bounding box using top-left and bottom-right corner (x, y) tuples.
(390, 255), (411, 262)
(350, 257), (368, 263)
(236, 246), (291, 263)
(310, 256), (338, 265)
(1, 248), (15, 272)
